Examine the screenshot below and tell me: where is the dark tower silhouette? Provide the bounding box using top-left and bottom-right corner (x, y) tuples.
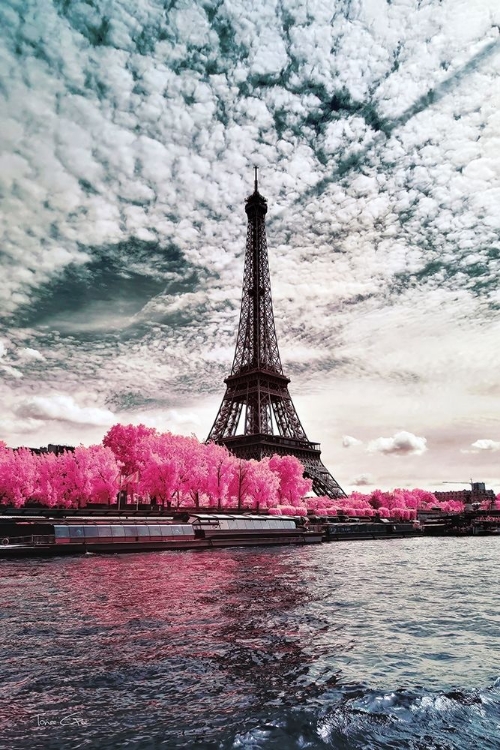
(207, 170), (345, 498)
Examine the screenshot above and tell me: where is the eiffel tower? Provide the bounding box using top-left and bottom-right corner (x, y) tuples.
(207, 170), (346, 498)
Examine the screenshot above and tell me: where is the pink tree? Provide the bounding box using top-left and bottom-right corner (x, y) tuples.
(139, 432), (207, 508)
(0, 447), (39, 507)
(228, 459), (254, 510)
(36, 452), (65, 507)
(314, 496), (333, 513)
(204, 443), (237, 509)
(369, 490), (394, 510)
(55, 446), (120, 508)
(268, 454), (312, 506)
(170, 435), (206, 508)
(137, 431), (183, 507)
(409, 489), (438, 508)
(83, 445), (120, 504)
(0, 443), (12, 505)
(181, 438), (208, 509)
(139, 453), (179, 508)
(243, 458), (280, 511)
(103, 423), (157, 478)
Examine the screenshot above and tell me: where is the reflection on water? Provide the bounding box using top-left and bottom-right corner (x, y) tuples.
(0, 538), (499, 749)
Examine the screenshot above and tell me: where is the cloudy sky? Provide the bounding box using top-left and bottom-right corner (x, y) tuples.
(1, 0), (500, 493)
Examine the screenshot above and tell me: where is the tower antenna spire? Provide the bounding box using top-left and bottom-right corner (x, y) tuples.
(254, 165), (258, 193)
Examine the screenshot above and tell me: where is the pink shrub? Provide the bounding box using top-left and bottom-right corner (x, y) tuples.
(278, 505), (301, 516)
(315, 496), (331, 510)
(295, 506), (308, 515)
(325, 506), (340, 516)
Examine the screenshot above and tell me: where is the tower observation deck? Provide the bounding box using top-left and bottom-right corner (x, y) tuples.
(207, 171), (345, 499)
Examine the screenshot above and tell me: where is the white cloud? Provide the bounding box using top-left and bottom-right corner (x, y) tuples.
(19, 347), (44, 360)
(0, 416), (42, 436)
(126, 409), (201, 433)
(342, 435), (363, 448)
(368, 431), (428, 457)
(15, 394), (115, 427)
(2, 364), (23, 379)
(467, 439), (500, 453)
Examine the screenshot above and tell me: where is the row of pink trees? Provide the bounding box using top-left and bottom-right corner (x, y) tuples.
(0, 427), (312, 511)
(1, 426), (499, 515)
(102, 425), (312, 511)
(307, 487), (500, 519)
(0, 443), (118, 508)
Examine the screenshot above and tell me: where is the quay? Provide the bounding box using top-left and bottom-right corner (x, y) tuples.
(0, 507), (498, 558)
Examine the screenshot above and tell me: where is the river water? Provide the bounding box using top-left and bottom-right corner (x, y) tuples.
(1, 538), (499, 749)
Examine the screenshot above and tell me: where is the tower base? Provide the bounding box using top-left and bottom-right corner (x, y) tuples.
(221, 434), (346, 499)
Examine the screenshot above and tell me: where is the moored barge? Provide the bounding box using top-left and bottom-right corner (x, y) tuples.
(320, 518), (420, 541)
(0, 513), (323, 557)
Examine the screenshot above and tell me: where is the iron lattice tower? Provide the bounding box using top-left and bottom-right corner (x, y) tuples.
(207, 170), (346, 499)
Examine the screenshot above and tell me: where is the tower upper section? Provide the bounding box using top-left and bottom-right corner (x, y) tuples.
(231, 170), (283, 376)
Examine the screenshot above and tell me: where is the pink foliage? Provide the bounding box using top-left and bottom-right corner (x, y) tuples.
(203, 443), (236, 509)
(103, 423), (156, 477)
(0, 448), (39, 507)
(36, 453), (62, 508)
(304, 486), (460, 520)
(246, 458), (280, 511)
(315, 496), (331, 510)
(140, 454), (178, 507)
(58, 445), (120, 507)
(268, 455), (312, 506)
(277, 505), (298, 515)
(227, 459), (253, 510)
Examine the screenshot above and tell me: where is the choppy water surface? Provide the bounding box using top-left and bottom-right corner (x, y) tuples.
(1, 538), (499, 749)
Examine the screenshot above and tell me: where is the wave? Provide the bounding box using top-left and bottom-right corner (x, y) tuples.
(222, 680), (500, 750)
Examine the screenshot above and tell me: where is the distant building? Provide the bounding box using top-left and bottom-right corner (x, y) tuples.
(24, 444), (75, 456)
(434, 482), (496, 506)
